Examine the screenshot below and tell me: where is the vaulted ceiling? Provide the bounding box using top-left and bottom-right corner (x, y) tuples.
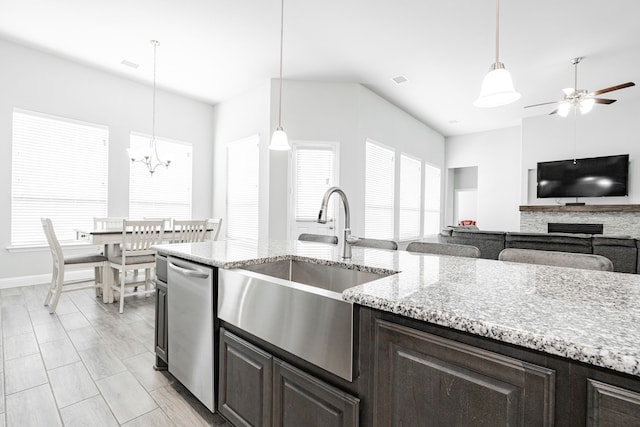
(1, 0), (638, 136)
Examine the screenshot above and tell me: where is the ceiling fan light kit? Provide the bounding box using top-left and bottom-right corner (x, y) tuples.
(524, 56), (635, 117)
(474, 0), (521, 108)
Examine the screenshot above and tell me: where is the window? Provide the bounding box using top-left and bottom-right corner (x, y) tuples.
(399, 154), (422, 240)
(129, 133), (193, 220)
(227, 135), (259, 240)
(365, 140), (395, 239)
(11, 109), (108, 245)
(424, 163), (441, 235)
(293, 145), (336, 221)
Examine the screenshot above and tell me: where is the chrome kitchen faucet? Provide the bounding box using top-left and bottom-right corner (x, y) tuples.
(317, 186), (360, 260)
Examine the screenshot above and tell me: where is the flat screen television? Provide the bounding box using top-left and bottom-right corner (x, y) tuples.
(536, 154), (629, 198)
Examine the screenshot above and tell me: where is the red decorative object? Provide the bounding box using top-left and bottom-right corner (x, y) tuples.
(459, 220), (476, 226)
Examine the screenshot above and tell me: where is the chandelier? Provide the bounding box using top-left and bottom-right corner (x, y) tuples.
(127, 40), (171, 174)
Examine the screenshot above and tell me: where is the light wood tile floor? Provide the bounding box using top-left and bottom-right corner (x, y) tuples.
(0, 284), (230, 427)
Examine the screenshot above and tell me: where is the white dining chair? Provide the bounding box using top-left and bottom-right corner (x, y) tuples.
(206, 218), (223, 241)
(109, 220), (165, 313)
(93, 217), (126, 230)
(173, 219), (208, 243)
(41, 218), (108, 314)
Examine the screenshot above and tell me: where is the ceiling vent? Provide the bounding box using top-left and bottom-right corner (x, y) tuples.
(392, 75), (409, 85)
(120, 59), (139, 69)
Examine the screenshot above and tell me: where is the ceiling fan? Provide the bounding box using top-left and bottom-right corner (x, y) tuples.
(524, 57), (635, 117)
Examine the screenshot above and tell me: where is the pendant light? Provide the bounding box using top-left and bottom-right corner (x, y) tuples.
(474, 0), (520, 108)
(127, 40), (171, 174)
(268, 0), (291, 151)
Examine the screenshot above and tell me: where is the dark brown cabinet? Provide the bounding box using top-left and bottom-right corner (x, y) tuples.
(154, 278), (168, 370)
(587, 379), (640, 426)
(372, 318), (555, 426)
(219, 327), (359, 427)
(219, 328), (273, 427)
(273, 359), (359, 427)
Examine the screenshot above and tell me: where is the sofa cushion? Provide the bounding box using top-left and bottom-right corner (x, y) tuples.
(505, 232), (592, 254)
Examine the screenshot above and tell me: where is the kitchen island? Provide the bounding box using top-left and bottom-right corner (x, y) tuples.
(155, 239), (640, 426)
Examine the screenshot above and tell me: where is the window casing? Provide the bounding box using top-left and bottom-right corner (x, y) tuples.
(226, 135), (259, 240)
(365, 140), (395, 239)
(424, 163), (442, 235)
(128, 133), (193, 221)
(11, 109), (108, 245)
(399, 154), (422, 240)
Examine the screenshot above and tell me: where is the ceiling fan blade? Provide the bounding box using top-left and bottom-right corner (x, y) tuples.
(524, 101), (558, 109)
(593, 98), (617, 105)
(548, 109), (558, 115)
(591, 82), (635, 96)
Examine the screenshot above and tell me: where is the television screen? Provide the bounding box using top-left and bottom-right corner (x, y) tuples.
(537, 154), (629, 198)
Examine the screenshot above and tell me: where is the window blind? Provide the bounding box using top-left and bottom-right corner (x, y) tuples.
(424, 163), (442, 235)
(399, 154), (422, 240)
(11, 110), (108, 245)
(129, 133), (193, 221)
(294, 146), (334, 221)
(227, 136), (259, 240)
(365, 140), (395, 239)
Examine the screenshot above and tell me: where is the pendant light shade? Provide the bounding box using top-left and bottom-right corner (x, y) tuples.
(474, 0), (520, 108)
(269, 127), (290, 150)
(474, 63), (520, 107)
(269, 0), (291, 151)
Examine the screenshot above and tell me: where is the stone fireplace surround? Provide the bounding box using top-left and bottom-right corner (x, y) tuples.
(519, 205), (640, 238)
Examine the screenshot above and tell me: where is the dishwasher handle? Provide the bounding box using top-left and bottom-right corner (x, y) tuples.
(168, 261), (211, 279)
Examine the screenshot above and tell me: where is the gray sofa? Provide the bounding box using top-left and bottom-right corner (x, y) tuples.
(439, 227), (639, 274)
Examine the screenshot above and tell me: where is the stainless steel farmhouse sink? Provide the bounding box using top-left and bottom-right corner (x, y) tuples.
(218, 258), (396, 381)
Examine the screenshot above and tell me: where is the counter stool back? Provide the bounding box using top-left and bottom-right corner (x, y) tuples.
(498, 248), (614, 271)
(298, 233), (339, 245)
(406, 241), (480, 258)
(351, 238), (398, 250)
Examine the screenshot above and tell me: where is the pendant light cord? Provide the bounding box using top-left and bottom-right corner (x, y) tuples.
(495, 0), (500, 64)
(152, 40), (158, 143)
(277, 0), (284, 129)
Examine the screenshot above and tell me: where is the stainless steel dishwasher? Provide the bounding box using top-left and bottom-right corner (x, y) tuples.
(167, 256), (215, 412)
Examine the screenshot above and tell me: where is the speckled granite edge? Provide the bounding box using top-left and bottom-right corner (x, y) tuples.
(343, 290), (640, 377)
(224, 255), (398, 276)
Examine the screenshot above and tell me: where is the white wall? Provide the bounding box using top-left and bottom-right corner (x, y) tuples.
(267, 81), (445, 240)
(212, 80), (446, 242)
(211, 82), (270, 242)
(0, 39), (215, 284)
(522, 97), (640, 205)
(446, 126), (522, 231)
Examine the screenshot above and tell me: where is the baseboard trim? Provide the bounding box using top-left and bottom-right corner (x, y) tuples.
(0, 271), (94, 290)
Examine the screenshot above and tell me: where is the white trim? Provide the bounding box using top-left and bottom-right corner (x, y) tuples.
(0, 270), (93, 290)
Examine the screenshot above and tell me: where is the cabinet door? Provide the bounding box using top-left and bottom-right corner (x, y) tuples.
(373, 319), (555, 427)
(219, 328), (273, 427)
(587, 379), (640, 426)
(154, 280), (168, 370)
(273, 359), (359, 427)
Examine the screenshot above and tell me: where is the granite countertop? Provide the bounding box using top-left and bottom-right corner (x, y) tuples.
(155, 239), (640, 378)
